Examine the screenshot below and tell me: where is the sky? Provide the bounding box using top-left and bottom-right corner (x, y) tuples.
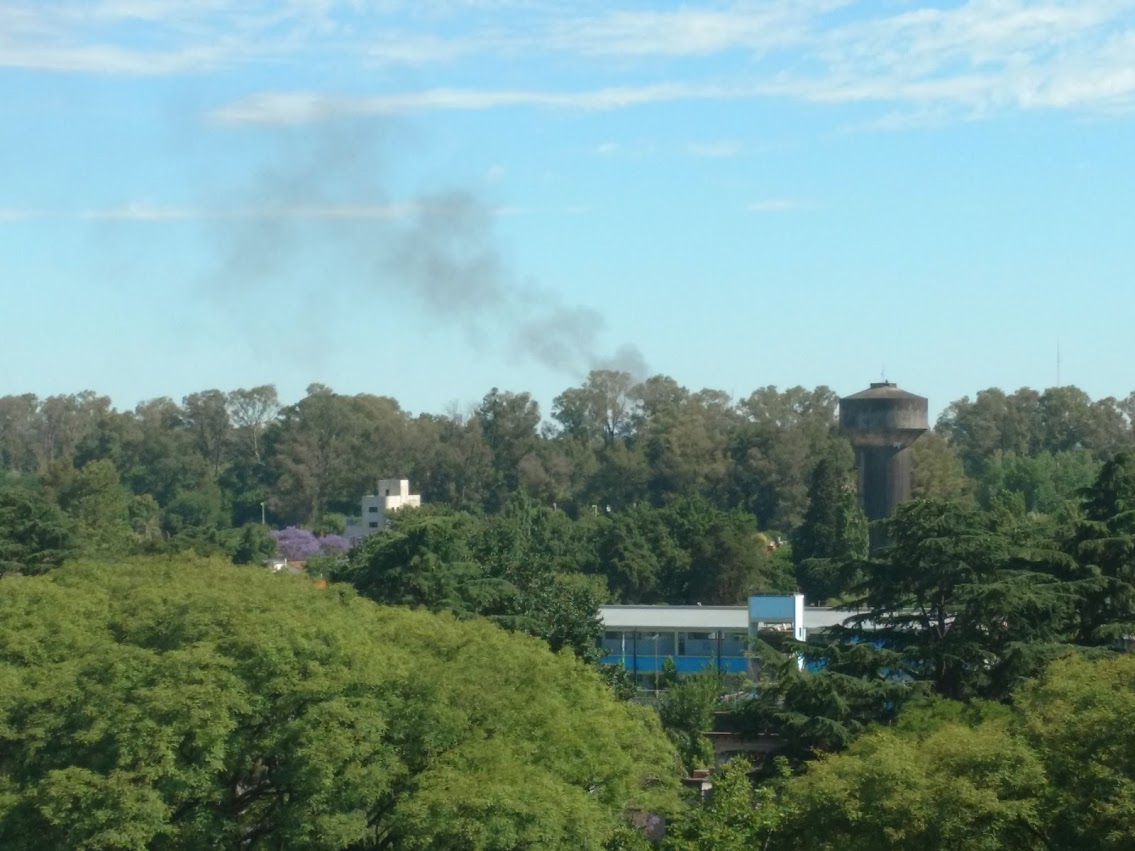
(3, 0), (1135, 421)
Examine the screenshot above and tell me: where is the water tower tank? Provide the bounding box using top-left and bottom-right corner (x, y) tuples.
(839, 382), (929, 547)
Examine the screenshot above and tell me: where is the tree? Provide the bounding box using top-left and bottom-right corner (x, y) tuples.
(657, 669), (723, 771)
(936, 388), (1041, 475)
(270, 526), (323, 561)
(977, 449), (1099, 516)
(0, 394), (39, 473)
(910, 431), (973, 501)
(793, 451), (868, 604)
(477, 388), (542, 511)
(846, 499), (1077, 701)
(597, 502), (688, 603)
(768, 653), (1135, 851)
(57, 459), (135, 559)
(406, 411), (494, 512)
(268, 385), (367, 525)
(181, 390), (232, 479)
(339, 505), (607, 660)
(733, 639), (919, 761)
(726, 387), (838, 530)
(0, 558), (679, 850)
(772, 718), (1047, 851)
(662, 496), (793, 604)
(31, 392), (112, 472)
(1017, 652), (1135, 850)
(226, 385), (280, 466)
(663, 758), (784, 851)
(1068, 450), (1135, 645)
(636, 384), (733, 506)
(337, 509), (508, 618)
(552, 370), (635, 447)
(119, 397), (208, 507)
(0, 482), (74, 575)
(231, 523), (276, 565)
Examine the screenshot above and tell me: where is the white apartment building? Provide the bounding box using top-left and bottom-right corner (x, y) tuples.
(344, 479), (421, 544)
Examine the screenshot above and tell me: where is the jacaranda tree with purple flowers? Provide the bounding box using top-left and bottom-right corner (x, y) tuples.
(271, 526), (321, 561)
(271, 527), (353, 561)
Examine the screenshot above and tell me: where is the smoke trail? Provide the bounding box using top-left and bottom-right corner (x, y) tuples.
(206, 122), (647, 379)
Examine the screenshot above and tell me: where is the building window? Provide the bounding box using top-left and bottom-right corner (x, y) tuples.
(368, 521), (379, 528)
(678, 632), (715, 657)
(385, 488), (391, 496)
(368, 506), (379, 513)
(636, 632), (676, 657)
(719, 631), (747, 657)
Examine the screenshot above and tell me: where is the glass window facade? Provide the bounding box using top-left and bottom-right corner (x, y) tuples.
(599, 627), (750, 684)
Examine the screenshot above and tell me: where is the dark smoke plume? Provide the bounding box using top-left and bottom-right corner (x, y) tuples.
(206, 122), (647, 379)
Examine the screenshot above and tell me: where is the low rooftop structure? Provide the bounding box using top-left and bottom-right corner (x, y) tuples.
(598, 595), (866, 690)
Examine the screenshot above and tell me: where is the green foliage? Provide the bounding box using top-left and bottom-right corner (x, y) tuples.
(230, 522), (277, 565)
(1017, 652), (1135, 849)
(773, 720), (1047, 851)
(911, 431), (974, 501)
(734, 639), (921, 761)
(335, 504), (606, 659)
(847, 499), (1079, 700)
(794, 453), (866, 564)
(766, 653), (1135, 851)
(57, 459), (135, 558)
(657, 669), (724, 771)
(663, 758), (785, 851)
(0, 481), (74, 575)
(977, 449), (1100, 516)
(0, 558), (679, 850)
(1066, 451), (1135, 644)
(596, 496), (793, 605)
(794, 450), (868, 603)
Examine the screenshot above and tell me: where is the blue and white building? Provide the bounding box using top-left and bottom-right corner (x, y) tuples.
(599, 594), (854, 690)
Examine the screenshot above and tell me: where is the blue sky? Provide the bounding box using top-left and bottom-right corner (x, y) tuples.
(3, 0), (1135, 420)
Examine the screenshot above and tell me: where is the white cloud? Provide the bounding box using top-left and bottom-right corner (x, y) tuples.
(0, 208), (43, 221)
(687, 139), (743, 157)
(80, 203), (205, 220)
(210, 82), (754, 123)
(5, 0), (1135, 123)
(543, 3), (839, 57)
(13, 200), (524, 222)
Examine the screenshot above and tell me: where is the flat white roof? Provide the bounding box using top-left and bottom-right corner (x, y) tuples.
(599, 604), (864, 632)
(599, 606), (748, 631)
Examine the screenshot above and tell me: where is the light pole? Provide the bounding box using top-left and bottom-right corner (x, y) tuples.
(260, 502), (266, 525)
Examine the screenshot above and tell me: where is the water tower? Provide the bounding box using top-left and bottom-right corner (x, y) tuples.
(839, 382), (928, 549)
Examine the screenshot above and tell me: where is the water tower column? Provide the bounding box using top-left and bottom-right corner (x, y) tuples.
(839, 382), (929, 551)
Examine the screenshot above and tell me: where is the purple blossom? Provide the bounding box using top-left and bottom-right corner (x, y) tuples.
(271, 526), (321, 561)
(318, 534), (351, 555)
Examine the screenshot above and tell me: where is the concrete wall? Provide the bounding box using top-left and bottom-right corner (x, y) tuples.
(344, 479), (421, 543)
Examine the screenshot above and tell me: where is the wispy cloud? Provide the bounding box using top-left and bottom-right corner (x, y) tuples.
(0, 0), (313, 74)
(7, 0), (1135, 124)
(0, 200), (524, 223)
(542, 3), (840, 57)
(210, 82), (754, 123)
(0, 208), (44, 221)
(687, 139), (743, 157)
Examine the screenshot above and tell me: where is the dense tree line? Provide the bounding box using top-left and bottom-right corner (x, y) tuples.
(4, 377), (1135, 589)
